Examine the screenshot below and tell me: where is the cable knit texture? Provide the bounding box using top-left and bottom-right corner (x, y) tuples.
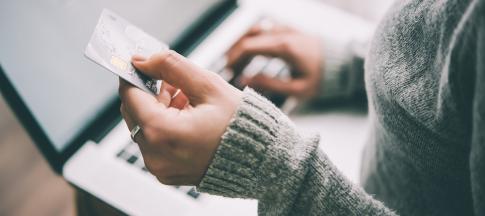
(199, 0), (485, 215)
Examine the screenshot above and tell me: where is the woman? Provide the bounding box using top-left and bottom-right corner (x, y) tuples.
(118, 0), (484, 215)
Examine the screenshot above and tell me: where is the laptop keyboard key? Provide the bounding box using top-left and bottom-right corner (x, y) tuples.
(126, 155), (138, 164)
(187, 188), (200, 199)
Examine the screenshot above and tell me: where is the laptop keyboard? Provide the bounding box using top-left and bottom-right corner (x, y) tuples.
(209, 55), (290, 83)
(116, 141), (201, 199)
(210, 55), (291, 107)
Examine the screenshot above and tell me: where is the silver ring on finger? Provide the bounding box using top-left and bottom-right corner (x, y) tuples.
(130, 125), (142, 142)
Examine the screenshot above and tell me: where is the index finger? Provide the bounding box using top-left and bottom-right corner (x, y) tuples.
(118, 78), (167, 125)
(226, 34), (291, 67)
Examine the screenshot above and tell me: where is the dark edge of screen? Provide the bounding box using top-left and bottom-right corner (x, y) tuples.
(0, 65), (64, 173)
(171, 0), (237, 56)
(0, 64), (122, 174)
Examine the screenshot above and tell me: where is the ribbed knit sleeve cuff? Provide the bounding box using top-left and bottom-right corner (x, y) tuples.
(317, 38), (352, 99)
(197, 88), (284, 198)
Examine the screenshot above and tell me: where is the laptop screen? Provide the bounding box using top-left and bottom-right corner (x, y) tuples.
(0, 0), (223, 151)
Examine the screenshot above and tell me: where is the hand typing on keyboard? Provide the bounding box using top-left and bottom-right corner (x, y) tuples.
(226, 23), (323, 99)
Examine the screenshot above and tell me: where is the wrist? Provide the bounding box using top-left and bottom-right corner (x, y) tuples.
(197, 87), (282, 198)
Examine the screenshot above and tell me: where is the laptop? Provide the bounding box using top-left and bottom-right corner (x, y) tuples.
(0, 0), (373, 214)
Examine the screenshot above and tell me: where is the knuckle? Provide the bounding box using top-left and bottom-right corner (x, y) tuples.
(151, 50), (180, 67)
(152, 50), (183, 79)
(164, 50), (182, 68)
(142, 121), (171, 146)
(239, 40), (249, 50)
(145, 164), (158, 175)
(238, 39), (252, 53)
(118, 86), (124, 98)
(145, 160), (164, 173)
(276, 36), (292, 53)
(294, 82), (313, 98)
(158, 177), (176, 186)
(142, 127), (160, 145)
(119, 105), (130, 122)
(153, 169), (176, 185)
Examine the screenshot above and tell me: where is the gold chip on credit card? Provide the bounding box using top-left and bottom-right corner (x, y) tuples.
(85, 9), (166, 95)
(110, 56), (128, 71)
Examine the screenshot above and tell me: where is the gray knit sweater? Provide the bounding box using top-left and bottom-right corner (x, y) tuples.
(198, 0), (485, 215)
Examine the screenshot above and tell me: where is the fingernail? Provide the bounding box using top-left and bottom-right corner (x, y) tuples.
(132, 55), (146, 62)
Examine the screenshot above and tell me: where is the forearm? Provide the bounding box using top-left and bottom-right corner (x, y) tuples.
(290, 150), (395, 215)
(198, 88), (395, 215)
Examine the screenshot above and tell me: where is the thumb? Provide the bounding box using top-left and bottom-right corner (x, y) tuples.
(132, 50), (214, 104)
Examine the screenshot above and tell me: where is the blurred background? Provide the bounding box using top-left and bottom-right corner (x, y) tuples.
(0, 0), (393, 215)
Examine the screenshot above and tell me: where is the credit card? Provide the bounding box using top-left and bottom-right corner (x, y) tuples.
(85, 9), (168, 95)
